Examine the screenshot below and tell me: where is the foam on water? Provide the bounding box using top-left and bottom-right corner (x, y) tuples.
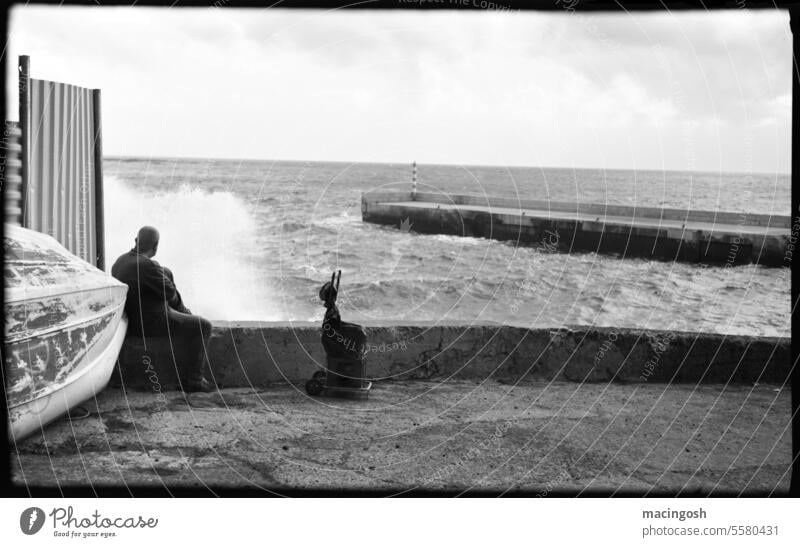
(102, 159), (791, 336)
(104, 175), (282, 321)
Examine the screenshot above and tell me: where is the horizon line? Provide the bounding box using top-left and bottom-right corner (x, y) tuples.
(103, 154), (792, 178)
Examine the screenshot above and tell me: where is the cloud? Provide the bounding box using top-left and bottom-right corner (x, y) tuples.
(6, 6), (791, 172)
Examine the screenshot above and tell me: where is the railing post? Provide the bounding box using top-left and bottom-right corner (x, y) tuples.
(92, 89), (105, 270)
(18, 55), (30, 226)
(2, 122), (23, 224)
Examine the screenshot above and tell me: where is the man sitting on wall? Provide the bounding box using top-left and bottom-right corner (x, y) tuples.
(111, 226), (215, 392)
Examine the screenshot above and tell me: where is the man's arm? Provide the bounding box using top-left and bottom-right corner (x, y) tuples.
(161, 266), (192, 314)
(139, 259), (179, 307)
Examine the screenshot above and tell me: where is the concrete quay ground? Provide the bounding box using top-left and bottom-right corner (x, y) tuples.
(11, 380), (791, 494)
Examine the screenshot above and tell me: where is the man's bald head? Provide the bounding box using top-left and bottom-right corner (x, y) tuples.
(135, 226), (160, 257)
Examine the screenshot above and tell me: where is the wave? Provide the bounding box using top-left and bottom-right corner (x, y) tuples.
(103, 175), (282, 320)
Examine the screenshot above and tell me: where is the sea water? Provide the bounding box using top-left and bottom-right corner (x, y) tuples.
(104, 157), (790, 337)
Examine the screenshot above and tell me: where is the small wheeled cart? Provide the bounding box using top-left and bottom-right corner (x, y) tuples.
(305, 271), (372, 399)
(305, 356), (372, 399)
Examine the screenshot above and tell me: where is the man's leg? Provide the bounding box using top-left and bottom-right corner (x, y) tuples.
(166, 308), (214, 390)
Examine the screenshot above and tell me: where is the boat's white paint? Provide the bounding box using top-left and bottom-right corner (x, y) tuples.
(4, 223), (129, 441)
(8, 317), (128, 443)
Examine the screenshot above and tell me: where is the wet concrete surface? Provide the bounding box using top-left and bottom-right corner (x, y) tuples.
(10, 381), (792, 494)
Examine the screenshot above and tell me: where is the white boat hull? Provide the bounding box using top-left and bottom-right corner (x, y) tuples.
(7, 317), (127, 442)
(4, 224), (129, 441)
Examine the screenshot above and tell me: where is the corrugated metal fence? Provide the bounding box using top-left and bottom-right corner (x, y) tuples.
(5, 55), (105, 268)
(27, 79), (98, 266)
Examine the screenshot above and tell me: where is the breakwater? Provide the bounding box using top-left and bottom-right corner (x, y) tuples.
(361, 190), (791, 266)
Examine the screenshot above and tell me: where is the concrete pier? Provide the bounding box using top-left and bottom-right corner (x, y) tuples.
(361, 191), (792, 266)
(13, 323), (791, 492)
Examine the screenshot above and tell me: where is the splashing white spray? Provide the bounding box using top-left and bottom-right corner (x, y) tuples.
(104, 175), (280, 321)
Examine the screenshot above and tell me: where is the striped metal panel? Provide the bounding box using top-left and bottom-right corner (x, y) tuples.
(3, 121), (23, 224)
(24, 78), (97, 266)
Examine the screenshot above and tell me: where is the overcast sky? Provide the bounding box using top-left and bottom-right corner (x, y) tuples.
(6, 6), (791, 173)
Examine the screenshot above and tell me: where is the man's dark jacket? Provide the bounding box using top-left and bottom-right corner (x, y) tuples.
(111, 250), (187, 336)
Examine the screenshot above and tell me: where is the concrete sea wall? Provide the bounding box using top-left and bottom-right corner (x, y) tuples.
(368, 190), (792, 229)
(115, 322), (790, 390)
(361, 191), (792, 266)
